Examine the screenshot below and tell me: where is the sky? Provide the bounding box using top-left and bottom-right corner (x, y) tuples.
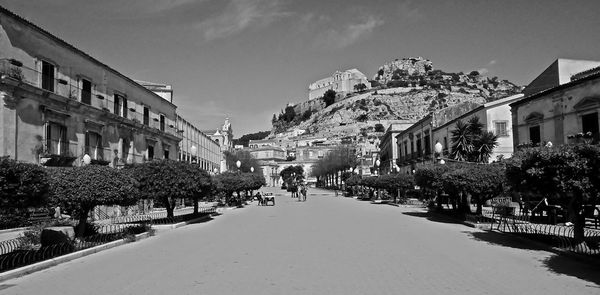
(2, 0), (600, 136)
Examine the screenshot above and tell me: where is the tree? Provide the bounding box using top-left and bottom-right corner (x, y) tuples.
(224, 150), (261, 172)
(311, 146), (357, 188)
(126, 160), (198, 219)
(354, 83), (367, 92)
(48, 165), (139, 237)
(232, 131), (270, 147)
(377, 69), (384, 76)
(182, 164), (213, 214)
(322, 89), (337, 107)
(450, 117), (498, 163)
(505, 144), (600, 242)
(0, 157), (49, 214)
(441, 164), (505, 215)
(213, 172), (246, 206)
(280, 165), (304, 186)
(469, 71), (480, 76)
(374, 123), (385, 132)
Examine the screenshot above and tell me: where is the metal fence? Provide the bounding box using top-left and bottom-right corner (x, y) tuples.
(0, 223), (148, 273)
(111, 204), (217, 225)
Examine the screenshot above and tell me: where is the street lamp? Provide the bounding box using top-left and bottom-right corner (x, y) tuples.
(434, 141), (443, 164)
(213, 167), (219, 174)
(250, 166), (254, 173)
(375, 159), (380, 176)
(236, 160), (241, 172)
(190, 146), (197, 164)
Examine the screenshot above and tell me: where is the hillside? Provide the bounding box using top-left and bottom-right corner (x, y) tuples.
(271, 57), (522, 140)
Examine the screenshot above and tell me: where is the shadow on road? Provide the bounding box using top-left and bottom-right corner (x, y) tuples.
(543, 254), (600, 287)
(187, 215), (216, 224)
(402, 211), (463, 224)
(466, 231), (548, 251)
(0, 284), (16, 291)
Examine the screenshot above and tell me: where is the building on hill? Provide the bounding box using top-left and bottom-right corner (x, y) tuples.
(523, 59), (600, 97)
(308, 69), (370, 100)
(0, 6), (181, 166)
(511, 67), (600, 147)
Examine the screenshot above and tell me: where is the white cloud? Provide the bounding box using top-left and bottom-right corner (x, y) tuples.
(314, 16), (384, 50)
(197, 0), (289, 41)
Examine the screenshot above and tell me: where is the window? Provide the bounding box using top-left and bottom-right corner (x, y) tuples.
(147, 145), (154, 160)
(46, 122), (67, 155)
(424, 133), (431, 155)
(41, 60), (54, 92)
(582, 112), (599, 143)
(164, 149), (169, 160)
(529, 125), (541, 145)
(404, 141), (408, 158)
(443, 137), (448, 154)
(122, 139), (130, 163)
(81, 79), (92, 105)
(113, 94), (127, 118)
(160, 114), (165, 132)
(143, 107), (150, 126)
(85, 132), (103, 160)
(495, 121), (508, 136)
(416, 136), (422, 157)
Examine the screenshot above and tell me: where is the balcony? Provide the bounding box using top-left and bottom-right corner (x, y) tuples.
(39, 139), (78, 166)
(0, 60), (181, 140)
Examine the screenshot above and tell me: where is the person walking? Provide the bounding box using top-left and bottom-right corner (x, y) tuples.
(300, 184), (307, 202)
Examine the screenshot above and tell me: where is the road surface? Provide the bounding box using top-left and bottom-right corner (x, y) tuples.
(1, 187), (598, 294)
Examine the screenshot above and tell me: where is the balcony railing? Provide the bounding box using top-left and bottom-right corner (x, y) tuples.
(0, 60), (180, 139)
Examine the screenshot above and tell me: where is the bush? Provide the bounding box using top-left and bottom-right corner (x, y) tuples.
(49, 165), (139, 237)
(505, 145), (600, 242)
(0, 157), (49, 213)
(374, 124), (385, 132)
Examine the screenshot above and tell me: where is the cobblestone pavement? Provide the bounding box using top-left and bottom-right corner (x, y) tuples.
(1, 187), (599, 294)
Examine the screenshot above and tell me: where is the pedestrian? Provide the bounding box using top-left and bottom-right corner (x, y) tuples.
(300, 184), (307, 202)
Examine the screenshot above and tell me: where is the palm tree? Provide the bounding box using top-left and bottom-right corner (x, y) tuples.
(450, 120), (473, 161)
(451, 116), (498, 163)
(473, 131), (498, 163)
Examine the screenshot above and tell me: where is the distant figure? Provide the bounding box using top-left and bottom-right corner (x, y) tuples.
(300, 184), (307, 202)
(255, 192), (264, 206)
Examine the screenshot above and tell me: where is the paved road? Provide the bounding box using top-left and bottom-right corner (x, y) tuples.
(1, 187), (599, 294)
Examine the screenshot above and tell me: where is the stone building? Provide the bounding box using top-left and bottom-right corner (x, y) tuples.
(433, 94), (524, 163)
(377, 122), (414, 174)
(176, 115), (221, 173)
(511, 66), (600, 147)
(0, 7), (181, 166)
(308, 69), (370, 100)
(523, 59), (600, 97)
(248, 146), (286, 187)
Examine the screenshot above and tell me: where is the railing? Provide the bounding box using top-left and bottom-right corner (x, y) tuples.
(110, 204), (217, 225)
(0, 223), (149, 273)
(43, 139), (79, 158)
(0, 60), (180, 138)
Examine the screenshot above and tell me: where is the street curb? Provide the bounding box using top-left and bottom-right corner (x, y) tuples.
(0, 227), (29, 234)
(0, 231), (151, 283)
(151, 214), (214, 232)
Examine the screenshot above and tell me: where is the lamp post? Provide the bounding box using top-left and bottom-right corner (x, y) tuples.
(236, 160), (241, 173)
(250, 166), (254, 173)
(434, 141), (443, 164)
(190, 146), (197, 164)
(375, 159), (380, 176)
